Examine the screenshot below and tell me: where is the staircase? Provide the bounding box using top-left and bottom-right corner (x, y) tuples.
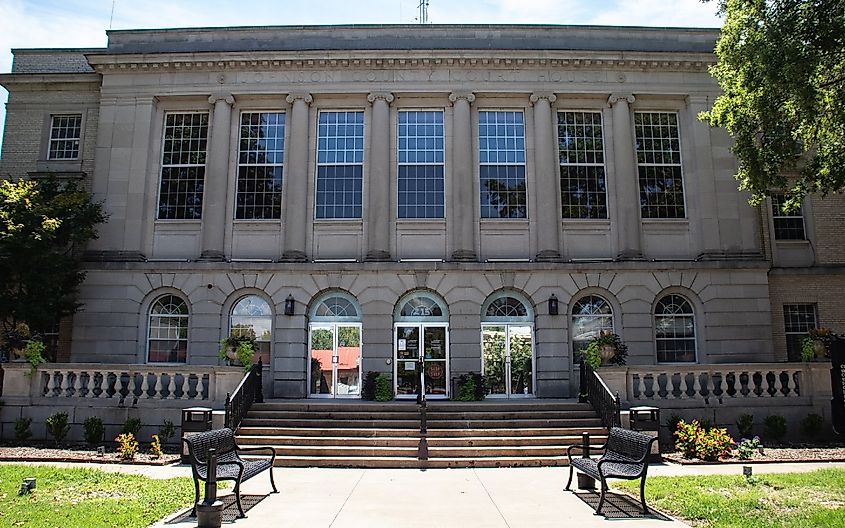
(235, 400), (607, 468)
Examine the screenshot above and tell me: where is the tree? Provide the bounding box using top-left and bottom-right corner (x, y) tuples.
(701, 0), (845, 209)
(0, 178), (106, 341)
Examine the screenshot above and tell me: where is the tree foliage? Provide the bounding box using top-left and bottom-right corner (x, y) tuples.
(701, 0), (845, 209)
(0, 178), (106, 334)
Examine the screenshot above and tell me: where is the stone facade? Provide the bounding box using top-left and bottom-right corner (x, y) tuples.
(1, 24), (840, 399)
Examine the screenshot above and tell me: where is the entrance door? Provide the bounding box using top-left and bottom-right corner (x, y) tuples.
(482, 324), (534, 397)
(309, 324), (361, 397)
(395, 324), (449, 398)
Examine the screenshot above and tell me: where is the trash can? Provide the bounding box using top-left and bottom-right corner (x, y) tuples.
(629, 406), (661, 462)
(181, 406), (212, 463)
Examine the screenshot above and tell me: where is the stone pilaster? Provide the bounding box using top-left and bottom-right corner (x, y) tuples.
(199, 94), (235, 261)
(530, 92), (562, 261)
(608, 93), (643, 260)
(449, 91), (478, 262)
(280, 92), (313, 262)
(366, 91), (394, 261)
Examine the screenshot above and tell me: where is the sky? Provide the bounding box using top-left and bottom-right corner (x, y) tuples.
(0, 0), (723, 154)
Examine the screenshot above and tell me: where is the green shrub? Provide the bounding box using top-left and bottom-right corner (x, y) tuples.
(674, 419), (735, 461)
(83, 416), (104, 445)
(456, 372), (485, 401)
(800, 413), (825, 438)
(736, 413), (754, 438)
(149, 434), (162, 458)
(158, 419), (176, 442)
(361, 371), (380, 401)
(666, 414), (683, 435)
(14, 417), (32, 442)
(46, 412), (70, 446)
(581, 343), (602, 369)
(763, 415), (787, 442)
(736, 436), (762, 460)
(121, 417), (142, 436)
(116, 433), (139, 460)
(374, 374), (393, 402)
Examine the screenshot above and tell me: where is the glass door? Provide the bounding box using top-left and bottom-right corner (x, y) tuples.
(395, 324), (449, 398)
(482, 324), (534, 397)
(309, 324), (361, 397)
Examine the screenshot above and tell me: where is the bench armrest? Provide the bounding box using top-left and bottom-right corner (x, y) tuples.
(566, 442), (606, 462)
(238, 445), (277, 465)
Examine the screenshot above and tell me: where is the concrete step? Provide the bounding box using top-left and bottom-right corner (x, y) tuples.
(252, 402), (419, 412)
(425, 418), (603, 429)
(424, 410), (597, 420)
(253, 401), (586, 413)
(270, 455), (574, 468)
(425, 435), (607, 447)
(236, 426), (420, 437)
(236, 434), (608, 448)
(247, 410), (421, 420)
(239, 418), (420, 429)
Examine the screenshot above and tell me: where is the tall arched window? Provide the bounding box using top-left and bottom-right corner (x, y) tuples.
(309, 292), (362, 397)
(655, 294), (697, 363)
(481, 291), (534, 397)
(230, 295), (272, 366)
(571, 295), (614, 359)
(148, 295), (189, 363)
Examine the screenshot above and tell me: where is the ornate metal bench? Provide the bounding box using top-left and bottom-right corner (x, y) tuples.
(183, 427), (277, 517)
(565, 427), (657, 514)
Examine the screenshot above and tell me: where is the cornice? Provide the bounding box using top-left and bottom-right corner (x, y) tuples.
(84, 50), (715, 74)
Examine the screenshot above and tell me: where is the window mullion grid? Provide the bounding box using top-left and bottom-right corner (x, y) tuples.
(398, 110), (445, 219)
(479, 111), (527, 219)
(158, 112), (209, 220)
(634, 111), (685, 219)
(558, 111), (607, 219)
(316, 111), (364, 219)
(237, 112), (285, 220)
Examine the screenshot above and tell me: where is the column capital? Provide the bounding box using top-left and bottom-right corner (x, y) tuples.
(285, 92), (313, 105)
(607, 93), (636, 106)
(367, 91), (395, 104)
(529, 92), (557, 105)
(208, 94), (235, 106)
(448, 91), (476, 105)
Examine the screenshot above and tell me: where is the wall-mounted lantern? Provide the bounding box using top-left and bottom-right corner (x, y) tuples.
(284, 295), (295, 316)
(548, 294), (559, 316)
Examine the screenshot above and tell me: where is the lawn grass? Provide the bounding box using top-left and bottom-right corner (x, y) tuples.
(617, 468), (845, 528)
(0, 464), (194, 528)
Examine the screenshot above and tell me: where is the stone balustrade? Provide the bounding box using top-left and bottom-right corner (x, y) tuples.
(598, 363), (833, 408)
(0, 362), (243, 406)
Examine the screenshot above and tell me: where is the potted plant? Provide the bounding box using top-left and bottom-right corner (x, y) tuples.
(219, 328), (257, 371)
(802, 328), (835, 361)
(587, 331), (628, 366)
(2, 322), (33, 361)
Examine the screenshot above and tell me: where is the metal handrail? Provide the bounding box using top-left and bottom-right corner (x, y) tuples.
(224, 358), (264, 430)
(580, 361), (621, 429)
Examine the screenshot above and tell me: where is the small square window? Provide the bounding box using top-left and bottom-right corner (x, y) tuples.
(48, 114), (82, 160)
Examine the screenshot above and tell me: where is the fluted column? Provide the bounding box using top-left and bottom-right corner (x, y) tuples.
(281, 92), (313, 262)
(449, 91), (477, 261)
(199, 94), (234, 261)
(530, 92), (562, 261)
(608, 93), (643, 259)
(366, 91), (394, 261)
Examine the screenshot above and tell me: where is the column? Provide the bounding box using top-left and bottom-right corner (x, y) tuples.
(281, 92), (313, 262)
(449, 91), (477, 261)
(608, 93), (643, 259)
(199, 94), (235, 261)
(530, 92), (562, 261)
(366, 91), (394, 261)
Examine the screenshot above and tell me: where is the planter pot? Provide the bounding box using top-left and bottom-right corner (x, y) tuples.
(10, 348), (26, 362)
(225, 347), (239, 362)
(577, 472), (596, 490)
(599, 344), (616, 365)
(813, 340), (827, 358)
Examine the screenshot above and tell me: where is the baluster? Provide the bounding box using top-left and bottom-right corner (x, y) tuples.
(72, 371), (83, 397)
(692, 372), (703, 400)
(196, 374), (206, 400)
(793, 370), (802, 397)
(782, 370), (793, 397)
(664, 373), (675, 399)
(176, 373), (187, 400)
(167, 373), (177, 399)
(51, 371), (63, 397)
(87, 372), (97, 398)
(42, 371), (54, 397)
(140, 372), (150, 400)
(56, 371), (69, 398)
(154, 372), (164, 399)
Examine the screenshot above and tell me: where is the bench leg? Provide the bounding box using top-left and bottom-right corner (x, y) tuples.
(235, 480), (245, 518)
(640, 476), (649, 514)
(565, 465), (574, 491)
(269, 468), (279, 494)
(596, 479), (607, 515)
(190, 478), (199, 517)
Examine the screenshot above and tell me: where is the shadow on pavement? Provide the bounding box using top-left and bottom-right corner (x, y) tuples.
(166, 494), (270, 524)
(572, 490), (673, 521)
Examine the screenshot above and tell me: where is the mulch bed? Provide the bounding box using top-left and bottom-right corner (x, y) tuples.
(0, 445), (181, 465)
(663, 446), (845, 465)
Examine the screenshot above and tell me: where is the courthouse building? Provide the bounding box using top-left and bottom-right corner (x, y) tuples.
(1, 24), (842, 400)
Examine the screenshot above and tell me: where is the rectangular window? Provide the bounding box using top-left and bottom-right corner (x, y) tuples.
(784, 304), (817, 361)
(398, 110), (445, 219)
(634, 112), (686, 219)
(157, 112), (209, 220)
(48, 114), (82, 160)
(771, 194), (806, 240)
(236, 112), (285, 220)
(558, 111), (607, 219)
(316, 111), (364, 219)
(479, 111), (527, 219)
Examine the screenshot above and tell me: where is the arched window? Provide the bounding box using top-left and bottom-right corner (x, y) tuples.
(309, 292), (362, 397)
(571, 295), (614, 358)
(394, 291), (449, 322)
(655, 294), (697, 363)
(481, 292), (534, 397)
(148, 295), (189, 363)
(230, 295), (272, 365)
